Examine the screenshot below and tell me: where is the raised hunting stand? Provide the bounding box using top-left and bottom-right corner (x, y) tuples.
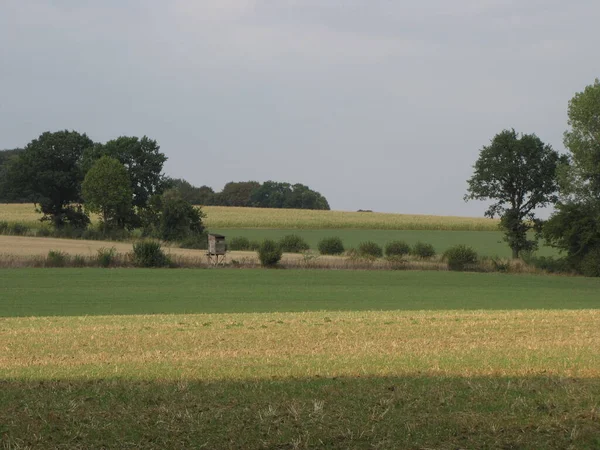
(207, 234), (226, 266)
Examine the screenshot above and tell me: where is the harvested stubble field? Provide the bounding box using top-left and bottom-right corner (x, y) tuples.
(1, 292), (600, 448)
(1, 203), (500, 231)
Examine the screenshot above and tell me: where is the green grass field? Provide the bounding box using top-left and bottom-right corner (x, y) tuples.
(2, 270), (600, 448)
(1, 269), (598, 317)
(214, 228), (557, 258)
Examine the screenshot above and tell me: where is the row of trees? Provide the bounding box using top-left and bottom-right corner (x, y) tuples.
(0, 132), (204, 240)
(168, 179), (330, 210)
(466, 78), (600, 276)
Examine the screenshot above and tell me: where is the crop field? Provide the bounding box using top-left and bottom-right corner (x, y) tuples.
(1, 203), (500, 231)
(1, 269), (600, 448)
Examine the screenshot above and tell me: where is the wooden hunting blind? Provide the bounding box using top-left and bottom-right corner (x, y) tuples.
(207, 233), (226, 265)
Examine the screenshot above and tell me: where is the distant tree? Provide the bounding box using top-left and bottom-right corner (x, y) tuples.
(465, 129), (562, 258)
(167, 178), (215, 204)
(143, 189), (205, 241)
(545, 79), (600, 274)
(83, 136), (167, 209)
(250, 181), (330, 210)
(82, 156), (133, 230)
(6, 131), (94, 227)
(0, 149), (29, 202)
(215, 181), (260, 207)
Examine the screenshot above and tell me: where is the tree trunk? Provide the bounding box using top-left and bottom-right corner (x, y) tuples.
(512, 247), (519, 259)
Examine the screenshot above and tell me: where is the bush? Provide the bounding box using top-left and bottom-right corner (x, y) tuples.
(72, 255), (87, 268)
(0, 221), (8, 234)
(8, 223), (30, 236)
(412, 242), (436, 259)
(132, 241), (171, 268)
(46, 250), (69, 268)
(36, 227), (52, 237)
(385, 241), (411, 257)
(521, 254), (572, 274)
(229, 237), (251, 251)
(97, 247), (117, 268)
(258, 239), (282, 267)
(249, 240), (262, 251)
(580, 248), (600, 277)
(358, 241), (383, 259)
(179, 234), (208, 250)
(318, 237), (345, 255)
(443, 245), (478, 271)
(279, 234), (310, 253)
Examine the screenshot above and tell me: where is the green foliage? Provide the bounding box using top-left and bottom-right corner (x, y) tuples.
(580, 248), (600, 277)
(250, 181), (330, 210)
(0, 222), (31, 236)
(358, 241), (384, 258)
(229, 237), (251, 251)
(214, 181), (260, 207)
(412, 242), (436, 259)
(385, 241), (411, 257)
(83, 136), (167, 209)
(318, 237), (345, 255)
(444, 245), (478, 271)
(5, 131), (94, 228)
(97, 247), (117, 268)
(521, 254), (572, 274)
(143, 190), (206, 242)
(279, 234), (310, 253)
(71, 255), (87, 268)
(132, 241), (171, 268)
(257, 239), (282, 267)
(562, 78), (600, 201)
(179, 234), (208, 250)
(82, 156), (133, 230)
(166, 178), (215, 205)
(466, 129), (562, 258)
(0, 148), (29, 202)
(46, 250), (69, 268)
(249, 240), (262, 251)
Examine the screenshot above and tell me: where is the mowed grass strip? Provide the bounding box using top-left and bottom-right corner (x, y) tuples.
(2, 269), (600, 317)
(1, 203), (500, 231)
(1, 310), (600, 448)
(2, 310), (600, 380)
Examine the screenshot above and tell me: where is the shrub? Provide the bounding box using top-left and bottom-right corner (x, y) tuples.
(521, 254), (571, 274)
(412, 242), (436, 259)
(229, 237), (251, 251)
(0, 221), (8, 234)
(318, 237), (345, 255)
(358, 241), (383, 259)
(279, 234), (310, 253)
(580, 248), (600, 277)
(8, 223), (30, 236)
(249, 240), (262, 251)
(132, 241), (170, 268)
(72, 255), (87, 267)
(443, 245), (478, 271)
(46, 250), (69, 268)
(36, 227), (52, 237)
(258, 239), (282, 267)
(97, 247), (117, 268)
(179, 234), (208, 250)
(385, 241), (411, 257)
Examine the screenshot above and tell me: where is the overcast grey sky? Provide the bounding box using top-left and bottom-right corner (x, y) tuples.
(1, 1), (598, 215)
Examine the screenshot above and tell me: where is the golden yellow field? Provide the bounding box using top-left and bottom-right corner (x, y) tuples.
(0, 203), (499, 231)
(2, 309), (599, 380)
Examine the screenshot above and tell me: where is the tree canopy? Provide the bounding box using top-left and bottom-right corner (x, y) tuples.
(466, 129), (562, 258)
(82, 156), (133, 229)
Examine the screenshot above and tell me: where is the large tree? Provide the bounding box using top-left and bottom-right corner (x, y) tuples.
(545, 79), (600, 275)
(84, 136), (167, 209)
(465, 129), (562, 258)
(82, 156), (133, 230)
(215, 181), (260, 207)
(6, 131), (94, 227)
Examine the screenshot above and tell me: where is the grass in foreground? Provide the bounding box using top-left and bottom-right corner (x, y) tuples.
(1, 203), (500, 231)
(2, 269), (600, 317)
(1, 310), (600, 448)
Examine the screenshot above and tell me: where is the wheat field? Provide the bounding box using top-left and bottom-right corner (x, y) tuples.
(0, 203), (500, 231)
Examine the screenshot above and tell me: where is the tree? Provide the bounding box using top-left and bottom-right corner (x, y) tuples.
(249, 181), (330, 210)
(544, 79), (600, 275)
(215, 181), (260, 207)
(82, 156), (133, 230)
(465, 129), (562, 258)
(167, 178), (215, 204)
(0, 149), (29, 203)
(84, 136), (167, 209)
(143, 189), (206, 241)
(6, 131), (94, 227)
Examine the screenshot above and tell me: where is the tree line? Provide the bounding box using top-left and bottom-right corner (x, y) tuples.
(167, 179), (330, 210)
(0, 132), (330, 241)
(466, 78), (600, 276)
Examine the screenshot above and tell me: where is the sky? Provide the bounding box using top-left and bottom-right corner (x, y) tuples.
(1, 0), (599, 216)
